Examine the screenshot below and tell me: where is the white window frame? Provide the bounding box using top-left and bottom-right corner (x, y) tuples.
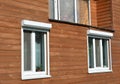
(87, 30), (113, 73)
(21, 20), (52, 80)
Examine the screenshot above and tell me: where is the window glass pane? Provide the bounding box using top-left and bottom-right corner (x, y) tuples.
(89, 37), (94, 68)
(79, 0), (89, 24)
(95, 38), (101, 67)
(35, 32), (45, 72)
(102, 39), (108, 67)
(49, 0), (54, 19)
(59, 0), (75, 22)
(24, 31), (32, 71)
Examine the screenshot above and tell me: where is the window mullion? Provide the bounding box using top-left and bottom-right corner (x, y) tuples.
(58, 0), (61, 20)
(54, 0), (58, 19)
(100, 39), (103, 68)
(74, 0), (77, 23)
(31, 32), (36, 72)
(93, 38), (96, 68)
(88, 0), (91, 25)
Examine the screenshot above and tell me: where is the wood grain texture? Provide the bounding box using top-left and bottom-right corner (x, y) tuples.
(91, 0), (98, 26)
(97, 0), (112, 28)
(0, 0), (120, 84)
(91, 0), (112, 29)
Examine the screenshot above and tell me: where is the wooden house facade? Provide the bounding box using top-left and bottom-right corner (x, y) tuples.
(0, 0), (120, 84)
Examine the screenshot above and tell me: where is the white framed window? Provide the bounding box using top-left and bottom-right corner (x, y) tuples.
(87, 30), (113, 73)
(49, 0), (90, 24)
(21, 20), (52, 80)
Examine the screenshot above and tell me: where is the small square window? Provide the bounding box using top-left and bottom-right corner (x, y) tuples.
(21, 20), (52, 80)
(87, 30), (113, 73)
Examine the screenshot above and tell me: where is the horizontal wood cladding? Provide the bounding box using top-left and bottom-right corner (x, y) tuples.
(0, 0), (119, 84)
(97, 0), (112, 28)
(0, 0), (50, 84)
(111, 0), (120, 84)
(91, 0), (98, 26)
(91, 0), (113, 29)
(50, 23), (88, 81)
(0, 0), (49, 22)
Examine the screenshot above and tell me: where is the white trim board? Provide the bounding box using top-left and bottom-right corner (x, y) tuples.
(87, 30), (113, 37)
(22, 20), (52, 30)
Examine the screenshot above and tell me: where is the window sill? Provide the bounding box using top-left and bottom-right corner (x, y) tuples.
(49, 19), (115, 32)
(88, 68), (112, 74)
(22, 75), (51, 80)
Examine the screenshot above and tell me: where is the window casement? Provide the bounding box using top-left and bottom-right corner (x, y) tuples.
(49, 0), (90, 24)
(21, 20), (52, 80)
(87, 30), (113, 73)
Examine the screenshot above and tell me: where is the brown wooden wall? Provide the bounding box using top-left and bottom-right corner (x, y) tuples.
(0, 0), (120, 84)
(97, 0), (112, 29)
(91, 0), (98, 26)
(91, 0), (113, 29)
(111, 0), (120, 83)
